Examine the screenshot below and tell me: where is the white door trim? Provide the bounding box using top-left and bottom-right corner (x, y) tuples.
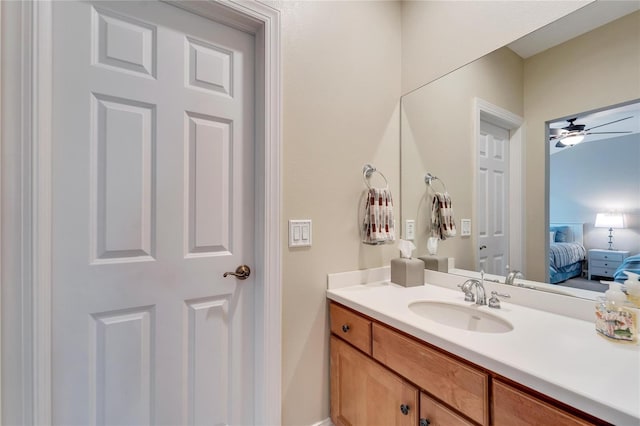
(473, 98), (525, 275)
(0, 1), (282, 424)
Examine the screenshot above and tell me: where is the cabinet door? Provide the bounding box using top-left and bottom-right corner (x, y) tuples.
(420, 392), (474, 426)
(493, 380), (596, 426)
(331, 336), (418, 426)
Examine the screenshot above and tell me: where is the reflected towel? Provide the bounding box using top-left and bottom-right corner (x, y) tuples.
(614, 254), (640, 283)
(362, 188), (395, 244)
(431, 192), (456, 240)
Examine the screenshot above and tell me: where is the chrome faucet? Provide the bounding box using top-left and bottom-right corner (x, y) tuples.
(460, 278), (487, 306)
(505, 270), (523, 285)
(470, 279), (487, 305)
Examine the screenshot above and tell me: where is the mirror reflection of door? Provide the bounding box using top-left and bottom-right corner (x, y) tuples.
(477, 120), (510, 275)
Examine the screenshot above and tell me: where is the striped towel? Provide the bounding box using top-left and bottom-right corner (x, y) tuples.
(431, 192), (456, 240)
(362, 188), (395, 244)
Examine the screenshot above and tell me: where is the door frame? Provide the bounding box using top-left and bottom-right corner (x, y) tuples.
(473, 98), (524, 275)
(0, 1), (282, 424)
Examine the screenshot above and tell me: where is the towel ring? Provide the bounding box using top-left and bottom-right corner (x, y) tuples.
(424, 172), (448, 193)
(363, 164), (389, 189)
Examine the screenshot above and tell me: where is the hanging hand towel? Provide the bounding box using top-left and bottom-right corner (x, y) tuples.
(431, 192), (456, 240)
(362, 188), (395, 244)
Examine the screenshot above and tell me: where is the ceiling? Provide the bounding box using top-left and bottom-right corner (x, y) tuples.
(504, 1), (640, 156)
(549, 100), (640, 155)
(508, 1), (640, 59)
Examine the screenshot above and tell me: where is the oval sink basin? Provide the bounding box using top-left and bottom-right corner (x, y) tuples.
(409, 301), (513, 333)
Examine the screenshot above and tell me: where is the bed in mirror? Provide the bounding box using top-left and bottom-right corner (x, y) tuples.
(400, 2), (640, 300)
(547, 100), (640, 291)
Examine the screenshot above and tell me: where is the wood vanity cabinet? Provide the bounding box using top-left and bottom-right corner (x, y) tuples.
(329, 301), (606, 426)
(331, 336), (419, 426)
(492, 379), (595, 426)
(420, 392), (475, 426)
(330, 303), (372, 355)
(372, 323), (488, 425)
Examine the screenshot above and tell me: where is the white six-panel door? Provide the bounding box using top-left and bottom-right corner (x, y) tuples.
(52, 2), (255, 424)
(477, 120), (510, 275)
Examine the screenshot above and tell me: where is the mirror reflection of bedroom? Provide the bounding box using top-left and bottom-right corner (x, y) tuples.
(548, 100), (640, 292)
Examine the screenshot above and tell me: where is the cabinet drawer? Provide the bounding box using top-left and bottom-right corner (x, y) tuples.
(330, 303), (372, 355)
(420, 392), (474, 426)
(590, 251), (624, 262)
(372, 324), (489, 425)
(493, 380), (595, 426)
(590, 266), (615, 278)
(591, 259), (622, 269)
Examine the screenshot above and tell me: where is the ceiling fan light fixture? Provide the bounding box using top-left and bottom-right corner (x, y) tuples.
(561, 133), (585, 146)
(549, 114), (635, 147)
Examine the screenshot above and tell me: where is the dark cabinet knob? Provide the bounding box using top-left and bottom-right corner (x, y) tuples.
(341, 324), (350, 333)
(400, 404), (410, 415)
(420, 419), (431, 426)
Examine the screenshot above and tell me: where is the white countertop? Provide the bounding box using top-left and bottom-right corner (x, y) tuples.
(327, 272), (640, 425)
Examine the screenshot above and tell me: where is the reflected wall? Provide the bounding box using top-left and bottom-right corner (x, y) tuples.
(524, 10), (640, 281)
(401, 10), (640, 282)
(401, 47), (523, 270)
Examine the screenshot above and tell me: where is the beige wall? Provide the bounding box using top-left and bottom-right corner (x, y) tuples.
(401, 47), (524, 268)
(523, 10), (640, 281)
(401, 0), (590, 94)
(274, 1), (616, 424)
(275, 2), (402, 424)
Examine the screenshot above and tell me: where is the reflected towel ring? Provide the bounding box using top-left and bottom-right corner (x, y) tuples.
(363, 164), (389, 189)
(425, 172), (448, 193)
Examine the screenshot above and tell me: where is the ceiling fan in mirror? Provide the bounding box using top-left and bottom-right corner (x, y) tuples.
(550, 116), (633, 147)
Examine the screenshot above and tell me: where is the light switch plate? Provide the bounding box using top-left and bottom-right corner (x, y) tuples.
(289, 219), (312, 247)
(460, 219), (471, 236)
(405, 220), (415, 240)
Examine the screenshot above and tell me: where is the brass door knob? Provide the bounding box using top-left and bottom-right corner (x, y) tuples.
(223, 265), (251, 280)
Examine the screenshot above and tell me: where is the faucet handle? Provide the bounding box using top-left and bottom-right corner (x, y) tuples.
(458, 278), (478, 295)
(464, 291), (475, 302)
(457, 279), (473, 294)
(458, 279), (479, 302)
(457, 285), (475, 302)
(488, 291), (510, 309)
